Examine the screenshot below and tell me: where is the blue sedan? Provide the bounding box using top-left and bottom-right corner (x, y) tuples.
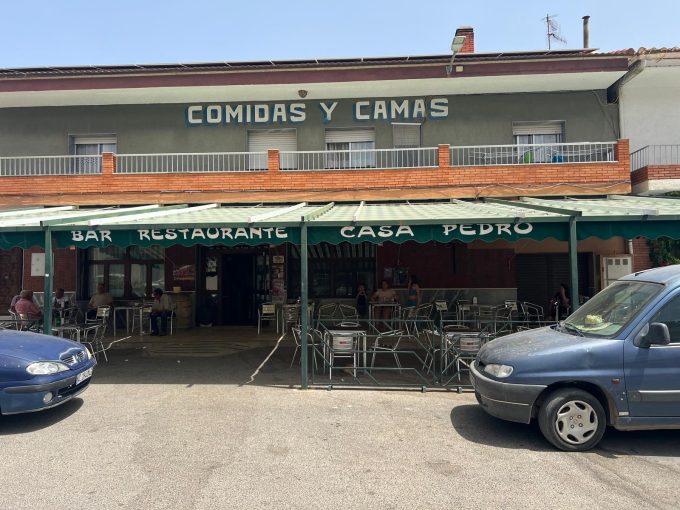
(0, 329), (96, 415)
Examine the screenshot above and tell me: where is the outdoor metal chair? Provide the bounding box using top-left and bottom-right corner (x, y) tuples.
(290, 326), (322, 371)
(370, 330), (406, 373)
(316, 303), (338, 329)
(338, 304), (359, 327)
(521, 301), (545, 328)
(86, 305), (111, 334)
(326, 329), (358, 379)
(82, 323), (108, 362)
(282, 304), (300, 333)
(258, 302), (279, 334)
(445, 330), (490, 377)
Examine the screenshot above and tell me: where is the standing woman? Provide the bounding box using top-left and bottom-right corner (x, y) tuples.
(407, 275), (422, 307)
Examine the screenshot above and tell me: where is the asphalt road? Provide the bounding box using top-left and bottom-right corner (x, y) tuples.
(2, 349), (680, 510)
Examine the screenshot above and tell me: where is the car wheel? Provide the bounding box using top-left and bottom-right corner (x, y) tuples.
(538, 388), (606, 452)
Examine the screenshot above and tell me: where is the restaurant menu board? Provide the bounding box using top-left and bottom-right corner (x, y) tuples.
(271, 255), (285, 303)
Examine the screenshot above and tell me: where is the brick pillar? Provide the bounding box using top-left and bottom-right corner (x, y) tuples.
(101, 152), (116, 175)
(614, 139), (630, 169)
(268, 149), (280, 172)
(438, 144), (450, 168)
(632, 238), (653, 272)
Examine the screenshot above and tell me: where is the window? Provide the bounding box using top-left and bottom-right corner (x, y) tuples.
(648, 294), (680, 343)
(287, 242), (375, 298)
(392, 123), (421, 167)
(512, 121), (564, 163)
(70, 135), (117, 173)
(325, 129), (375, 169)
(247, 129), (297, 170)
(83, 246), (165, 300)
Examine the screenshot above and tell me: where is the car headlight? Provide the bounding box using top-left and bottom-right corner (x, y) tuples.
(26, 361), (70, 375)
(83, 347), (92, 360)
(483, 364), (514, 378)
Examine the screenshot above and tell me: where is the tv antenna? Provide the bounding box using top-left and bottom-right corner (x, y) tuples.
(544, 14), (567, 50)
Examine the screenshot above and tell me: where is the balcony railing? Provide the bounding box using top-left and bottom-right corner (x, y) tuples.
(278, 147), (439, 171)
(450, 142), (616, 167)
(631, 145), (680, 171)
(0, 155), (102, 176)
(116, 152), (268, 173)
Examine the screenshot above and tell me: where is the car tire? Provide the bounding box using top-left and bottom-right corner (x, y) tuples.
(538, 388), (606, 452)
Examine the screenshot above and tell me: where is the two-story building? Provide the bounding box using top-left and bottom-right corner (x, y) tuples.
(0, 27), (639, 326)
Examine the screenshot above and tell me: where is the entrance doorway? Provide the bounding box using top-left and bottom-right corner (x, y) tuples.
(221, 254), (255, 325)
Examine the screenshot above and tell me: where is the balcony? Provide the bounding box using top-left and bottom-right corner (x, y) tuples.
(631, 145), (680, 195)
(0, 140), (630, 205)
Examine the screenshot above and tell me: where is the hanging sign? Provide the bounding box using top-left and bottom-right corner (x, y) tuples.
(308, 222), (569, 245)
(54, 227), (300, 248)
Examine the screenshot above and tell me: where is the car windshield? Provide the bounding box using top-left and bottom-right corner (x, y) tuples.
(563, 280), (663, 338)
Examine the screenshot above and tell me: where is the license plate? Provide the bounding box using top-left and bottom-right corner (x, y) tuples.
(76, 367), (93, 385)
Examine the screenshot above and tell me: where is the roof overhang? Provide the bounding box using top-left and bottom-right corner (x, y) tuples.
(0, 71), (627, 108)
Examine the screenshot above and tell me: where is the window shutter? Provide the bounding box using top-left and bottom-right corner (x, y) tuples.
(324, 129), (375, 144)
(247, 129), (297, 169)
(392, 123), (421, 148)
(512, 122), (564, 136)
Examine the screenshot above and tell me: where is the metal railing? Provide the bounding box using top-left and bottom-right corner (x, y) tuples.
(279, 147), (439, 171)
(116, 152), (268, 173)
(0, 155), (102, 176)
(630, 145), (680, 171)
(450, 141), (617, 167)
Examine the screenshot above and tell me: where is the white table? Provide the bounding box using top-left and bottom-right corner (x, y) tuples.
(113, 306), (145, 336)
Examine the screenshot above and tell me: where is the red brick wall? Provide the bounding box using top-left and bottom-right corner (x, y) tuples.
(377, 241), (515, 289)
(0, 248), (22, 309)
(631, 164), (680, 185)
(632, 238), (652, 272)
(22, 248), (77, 293)
(0, 141), (632, 206)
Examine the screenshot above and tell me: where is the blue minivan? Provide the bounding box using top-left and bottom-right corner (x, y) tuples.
(471, 265), (680, 451)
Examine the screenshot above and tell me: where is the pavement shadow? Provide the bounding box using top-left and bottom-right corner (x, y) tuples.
(451, 404), (680, 457)
(0, 398), (83, 435)
(450, 404), (552, 452)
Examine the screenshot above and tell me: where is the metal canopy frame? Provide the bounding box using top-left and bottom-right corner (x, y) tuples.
(4, 196), (680, 383)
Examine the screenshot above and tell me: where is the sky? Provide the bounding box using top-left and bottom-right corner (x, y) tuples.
(1, 0), (678, 68)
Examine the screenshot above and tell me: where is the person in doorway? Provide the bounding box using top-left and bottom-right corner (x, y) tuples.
(15, 290), (43, 324)
(356, 284), (369, 318)
(406, 275), (422, 308)
(88, 283), (113, 319)
(150, 288), (172, 336)
(549, 283), (570, 321)
(372, 279), (398, 322)
(53, 288), (69, 309)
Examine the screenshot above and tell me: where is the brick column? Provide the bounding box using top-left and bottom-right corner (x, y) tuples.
(101, 152), (116, 175)
(614, 139), (630, 169)
(268, 149), (280, 172)
(438, 144), (450, 168)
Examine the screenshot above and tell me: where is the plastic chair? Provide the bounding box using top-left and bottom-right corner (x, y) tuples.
(258, 302), (279, 334)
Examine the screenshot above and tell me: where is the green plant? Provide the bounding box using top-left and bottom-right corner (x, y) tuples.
(648, 238), (680, 267)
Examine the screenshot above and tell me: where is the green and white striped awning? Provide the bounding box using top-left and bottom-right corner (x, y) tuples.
(1, 196), (680, 249)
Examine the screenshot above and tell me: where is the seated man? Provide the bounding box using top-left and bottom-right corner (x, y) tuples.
(150, 288), (172, 336)
(53, 288), (70, 309)
(88, 283), (113, 319)
(15, 290), (43, 326)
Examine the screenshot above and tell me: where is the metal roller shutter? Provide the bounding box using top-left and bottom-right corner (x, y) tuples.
(247, 129), (297, 169)
(392, 123), (421, 148)
(512, 122), (564, 135)
(324, 129), (375, 144)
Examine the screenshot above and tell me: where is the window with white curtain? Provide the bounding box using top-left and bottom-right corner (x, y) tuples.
(324, 129), (376, 168)
(70, 135), (117, 173)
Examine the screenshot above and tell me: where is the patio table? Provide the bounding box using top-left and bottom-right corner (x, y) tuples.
(113, 305), (145, 336)
(325, 328), (367, 373)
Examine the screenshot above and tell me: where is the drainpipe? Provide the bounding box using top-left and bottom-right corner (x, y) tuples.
(42, 227), (54, 335)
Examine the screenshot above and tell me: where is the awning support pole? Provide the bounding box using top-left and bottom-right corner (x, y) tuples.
(42, 227), (54, 335)
(568, 217), (579, 313)
(300, 223), (309, 389)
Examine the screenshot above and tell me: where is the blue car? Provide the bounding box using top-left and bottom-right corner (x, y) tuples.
(471, 265), (680, 451)
(0, 329), (96, 415)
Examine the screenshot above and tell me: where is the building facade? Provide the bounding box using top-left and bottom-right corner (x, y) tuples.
(0, 28), (643, 325)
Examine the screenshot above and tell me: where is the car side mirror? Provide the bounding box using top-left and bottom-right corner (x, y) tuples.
(637, 322), (671, 348)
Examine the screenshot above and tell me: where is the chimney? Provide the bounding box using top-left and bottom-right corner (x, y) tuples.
(454, 26), (475, 53)
(582, 15), (590, 48)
